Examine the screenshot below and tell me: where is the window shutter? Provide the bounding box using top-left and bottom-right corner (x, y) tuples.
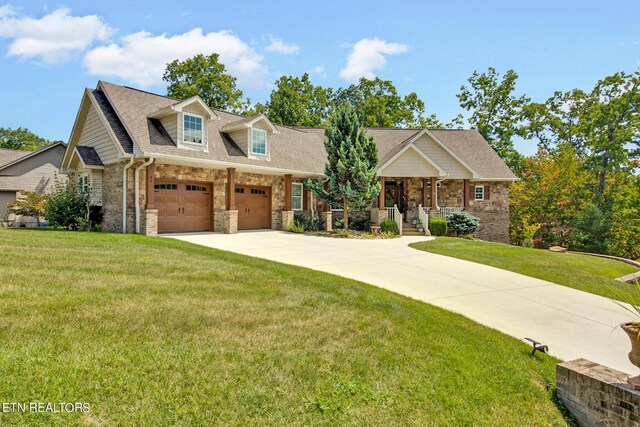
(303, 187), (308, 211)
(468, 185), (474, 201)
(484, 185), (490, 200)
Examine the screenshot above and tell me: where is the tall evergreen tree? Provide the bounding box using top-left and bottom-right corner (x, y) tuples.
(306, 105), (380, 229)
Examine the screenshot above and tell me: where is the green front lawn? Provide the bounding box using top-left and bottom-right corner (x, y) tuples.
(0, 229), (570, 426)
(410, 237), (637, 301)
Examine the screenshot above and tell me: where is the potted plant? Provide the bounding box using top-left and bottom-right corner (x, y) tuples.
(416, 219), (424, 233)
(614, 279), (640, 389)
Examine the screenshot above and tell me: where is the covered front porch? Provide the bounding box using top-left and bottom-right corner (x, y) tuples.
(371, 176), (473, 235)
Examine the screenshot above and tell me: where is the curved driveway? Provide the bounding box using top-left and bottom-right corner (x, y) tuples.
(167, 231), (634, 373)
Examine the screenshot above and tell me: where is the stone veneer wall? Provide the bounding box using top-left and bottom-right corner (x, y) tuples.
(557, 358), (640, 426)
(153, 164), (288, 232)
(101, 162), (125, 233)
(467, 181), (510, 243)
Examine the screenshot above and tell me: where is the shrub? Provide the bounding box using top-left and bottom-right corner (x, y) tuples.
(350, 217), (369, 231)
(447, 212), (480, 237)
(429, 218), (448, 236)
(294, 213), (324, 232)
(334, 217), (344, 229)
(380, 219), (399, 235)
(44, 178), (99, 230)
(288, 220), (305, 233)
(7, 191), (48, 226)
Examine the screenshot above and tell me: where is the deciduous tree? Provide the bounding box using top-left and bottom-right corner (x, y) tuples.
(163, 54), (244, 111)
(457, 67), (529, 172)
(0, 127), (51, 151)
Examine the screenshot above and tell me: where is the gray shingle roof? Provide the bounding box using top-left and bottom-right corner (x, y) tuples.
(76, 146), (104, 166)
(96, 81), (516, 179)
(90, 88), (134, 153)
(0, 148), (31, 168)
(0, 176), (23, 191)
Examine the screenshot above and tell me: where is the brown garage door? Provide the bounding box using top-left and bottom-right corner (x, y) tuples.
(155, 182), (212, 233)
(236, 186), (271, 230)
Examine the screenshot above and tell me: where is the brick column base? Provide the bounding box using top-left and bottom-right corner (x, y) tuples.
(322, 211), (332, 231)
(142, 209), (158, 236)
(370, 208), (388, 225)
(281, 210), (294, 231)
(223, 210), (238, 234)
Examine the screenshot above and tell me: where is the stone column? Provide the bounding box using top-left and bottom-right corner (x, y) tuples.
(281, 210), (294, 230)
(143, 209), (158, 236)
(322, 211), (332, 231)
(223, 210), (238, 234)
(370, 208), (388, 225)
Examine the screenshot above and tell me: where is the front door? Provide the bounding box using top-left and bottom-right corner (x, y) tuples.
(384, 181), (405, 212)
(236, 186), (271, 230)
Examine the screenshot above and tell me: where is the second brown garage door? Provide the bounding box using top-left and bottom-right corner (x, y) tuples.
(155, 182), (212, 233)
(236, 186), (271, 230)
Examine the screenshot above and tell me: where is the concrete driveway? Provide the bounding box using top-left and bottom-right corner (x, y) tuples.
(166, 230), (635, 373)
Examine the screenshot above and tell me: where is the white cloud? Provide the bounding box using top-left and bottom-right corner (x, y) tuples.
(84, 28), (266, 88)
(265, 36), (299, 55)
(339, 38), (408, 82)
(0, 5), (111, 63)
(308, 64), (327, 78)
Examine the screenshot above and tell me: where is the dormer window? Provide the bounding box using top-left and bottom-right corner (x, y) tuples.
(251, 128), (267, 155)
(183, 113), (203, 144)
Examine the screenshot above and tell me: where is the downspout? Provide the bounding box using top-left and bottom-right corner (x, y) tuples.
(135, 157), (154, 234)
(121, 156), (135, 233)
(435, 177), (446, 210)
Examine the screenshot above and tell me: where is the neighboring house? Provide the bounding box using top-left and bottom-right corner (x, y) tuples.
(0, 142), (66, 225)
(60, 81), (517, 242)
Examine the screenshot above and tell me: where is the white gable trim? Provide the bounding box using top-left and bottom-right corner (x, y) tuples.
(377, 143), (447, 176)
(220, 114), (279, 134)
(148, 96), (218, 120)
(409, 129), (480, 178)
(62, 89), (125, 170)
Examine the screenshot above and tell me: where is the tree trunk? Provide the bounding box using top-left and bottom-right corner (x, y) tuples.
(343, 196), (349, 230)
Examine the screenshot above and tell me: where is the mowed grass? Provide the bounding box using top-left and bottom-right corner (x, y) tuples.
(0, 229), (570, 426)
(410, 237), (638, 301)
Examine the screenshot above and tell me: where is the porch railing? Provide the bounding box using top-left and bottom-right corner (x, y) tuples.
(427, 206), (464, 220)
(418, 204), (429, 235)
(386, 205), (403, 236)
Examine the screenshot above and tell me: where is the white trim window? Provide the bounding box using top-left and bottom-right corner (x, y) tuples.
(79, 172), (90, 194)
(474, 185), (485, 201)
(292, 182), (303, 211)
(251, 128), (267, 155)
(183, 113), (203, 144)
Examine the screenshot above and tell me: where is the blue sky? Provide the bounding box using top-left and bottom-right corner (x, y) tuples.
(0, 1), (638, 155)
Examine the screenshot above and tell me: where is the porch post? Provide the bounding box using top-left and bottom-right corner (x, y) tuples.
(323, 181), (330, 212)
(284, 174), (292, 211)
(463, 179), (469, 210)
(422, 178), (429, 206)
(226, 167), (236, 210)
(379, 177), (385, 209)
(145, 161), (155, 209)
(430, 177), (437, 210)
